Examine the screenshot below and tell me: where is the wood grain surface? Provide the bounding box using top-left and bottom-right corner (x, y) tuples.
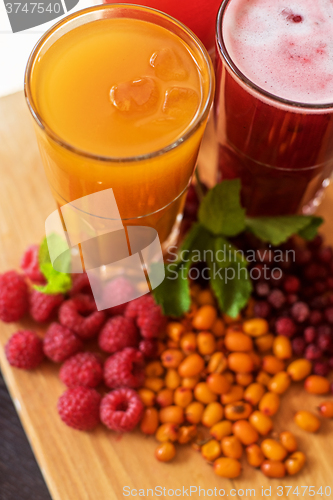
(0, 91), (333, 500)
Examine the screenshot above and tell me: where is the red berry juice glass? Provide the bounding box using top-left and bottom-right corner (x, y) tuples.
(215, 0), (333, 216)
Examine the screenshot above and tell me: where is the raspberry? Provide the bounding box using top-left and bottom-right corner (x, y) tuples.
(305, 343), (322, 361)
(308, 310), (323, 326)
(317, 332), (332, 351)
(100, 388), (144, 432)
(291, 301), (310, 323)
(43, 322), (83, 363)
(255, 282), (270, 297)
(126, 295), (165, 339)
(98, 316), (139, 353)
(29, 289), (64, 322)
(292, 337), (306, 356)
(139, 338), (159, 358)
(317, 246), (333, 264)
(69, 273), (92, 297)
(324, 306), (333, 324)
(5, 330), (44, 369)
(267, 289), (285, 309)
(283, 275), (300, 294)
(313, 360), (329, 377)
(0, 271), (28, 322)
(57, 387), (101, 431)
(275, 317), (296, 337)
(59, 353), (103, 388)
(253, 301), (271, 318)
(104, 348), (145, 389)
(59, 294), (106, 339)
(304, 326), (317, 344)
(103, 277), (137, 316)
(20, 245), (45, 283)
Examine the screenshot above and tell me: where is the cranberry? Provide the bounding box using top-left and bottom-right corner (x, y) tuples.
(283, 275), (300, 294)
(295, 248), (311, 266)
(304, 326), (317, 344)
(305, 343), (322, 361)
(255, 282), (270, 297)
(268, 289), (286, 309)
(253, 301), (271, 318)
(291, 301), (310, 323)
(317, 332), (332, 351)
(317, 247), (333, 264)
(308, 310), (323, 326)
(292, 337), (306, 356)
(286, 294), (298, 305)
(275, 317), (297, 337)
(324, 307), (333, 324)
(313, 360), (329, 377)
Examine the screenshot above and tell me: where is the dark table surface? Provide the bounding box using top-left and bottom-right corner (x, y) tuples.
(0, 370), (52, 500)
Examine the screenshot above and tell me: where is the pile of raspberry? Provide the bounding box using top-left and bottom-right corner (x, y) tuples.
(1, 244), (166, 433)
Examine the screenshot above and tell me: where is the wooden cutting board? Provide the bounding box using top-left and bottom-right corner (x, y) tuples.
(1, 91), (333, 500)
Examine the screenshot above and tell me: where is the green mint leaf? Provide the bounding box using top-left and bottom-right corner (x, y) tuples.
(38, 236), (51, 266)
(35, 263), (72, 294)
(153, 262), (191, 317)
(245, 215), (323, 246)
(198, 179), (246, 237)
(36, 234), (72, 295)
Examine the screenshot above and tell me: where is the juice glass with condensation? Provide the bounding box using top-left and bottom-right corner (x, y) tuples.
(215, 0), (333, 216)
(25, 4), (214, 248)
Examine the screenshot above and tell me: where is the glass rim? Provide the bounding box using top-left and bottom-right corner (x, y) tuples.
(216, 0), (333, 111)
(24, 3), (215, 163)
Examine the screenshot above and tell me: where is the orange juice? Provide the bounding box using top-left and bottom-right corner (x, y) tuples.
(26, 5), (214, 245)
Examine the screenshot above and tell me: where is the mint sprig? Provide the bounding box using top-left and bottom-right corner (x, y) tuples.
(153, 179), (323, 317)
(34, 234), (72, 295)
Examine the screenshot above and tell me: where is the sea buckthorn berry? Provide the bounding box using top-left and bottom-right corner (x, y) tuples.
(174, 387), (193, 408)
(156, 388), (174, 408)
(210, 420), (233, 440)
(223, 313), (241, 325)
(287, 359), (312, 381)
(145, 361), (164, 378)
(223, 371), (235, 384)
(255, 334), (274, 353)
(182, 376), (200, 389)
(262, 355), (285, 375)
(261, 460), (286, 478)
(224, 401), (252, 421)
(318, 401), (333, 418)
(256, 371), (271, 387)
(224, 332), (253, 352)
(236, 373), (254, 387)
(166, 322), (185, 342)
(144, 377), (165, 392)
(155, 442), (176, 462)
(232, 420), (259, 445)
(213, 457), (241, 478)
(167, 340), (179, 350)
(185, 401), (205, 424)
(246, 444), (265, 468)
(304, 375), (330, 394)
(194, 382), (218, 404)
(294, 410), (321, 433)
(227, 352), (254, 373)
(221, 435), (243, 459)
(249, 351), (262, 370)
(197, 289), (215, 306)
(180, 333), (197, 355)
(212, 318), (225, 337)
(261, 439), (287, 461)
(273, 336), (292, 360)
(285, 451), (306, 475)
(221, 385), (244, 404)
(207, 373), (231, 395)
(279, 431), (297, 453)
(138, 388), (155, 407)
(178, 353), (205, 378)
(244, 383), (265, 406)
(201, 439), (222, 462)
(159, 405), (184, 425)
(192, 305), (217, 331)
(161, 349), (184, 369)
(165, 369), (181, 390)
(268, 372), (291, 394)
(215, 338), (224, 351)
(202, 402), (224, 428)
(207, 352), (227, 374)
(155, 423), (179, 442)
(243, 318), (268, 337)
(140, 407), (159, 435)
(197, 332), (216, 355)
(249, 411), (273, 436)
(259, 392), (280, 416)
(178, 425), (197, 444)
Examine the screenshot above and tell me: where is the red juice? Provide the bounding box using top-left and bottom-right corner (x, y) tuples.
(215, 0), (333, 216)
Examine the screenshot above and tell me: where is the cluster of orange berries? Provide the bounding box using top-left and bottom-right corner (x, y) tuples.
(137, 287), (333, 478)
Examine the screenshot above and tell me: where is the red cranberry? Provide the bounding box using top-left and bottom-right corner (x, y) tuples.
(304, 326), (317, 344)
(308, 310), (323, 326)
(268, 289), (286, 309)
(292, 337), (306, 356)
(283, 275), (300, 294)
(317, 332), (332, 351)
(295, 248), (311, 266)
(313, 360), (329, 377)
(305, 343), (322, 361)
(286, 294), (298, 305)
(291, 301), (310, 323)
(275, 317), (297, 337)
(324, 307), (333, 324)
(253, 301), (271, 318)
(255, 282), (270, 297)
(317, 247), (333, 264)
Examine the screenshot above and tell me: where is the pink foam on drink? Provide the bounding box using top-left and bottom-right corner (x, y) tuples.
(222, 0), (333, 104)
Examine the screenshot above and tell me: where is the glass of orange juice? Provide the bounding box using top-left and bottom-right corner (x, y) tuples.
(24, 4), (214, 252)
